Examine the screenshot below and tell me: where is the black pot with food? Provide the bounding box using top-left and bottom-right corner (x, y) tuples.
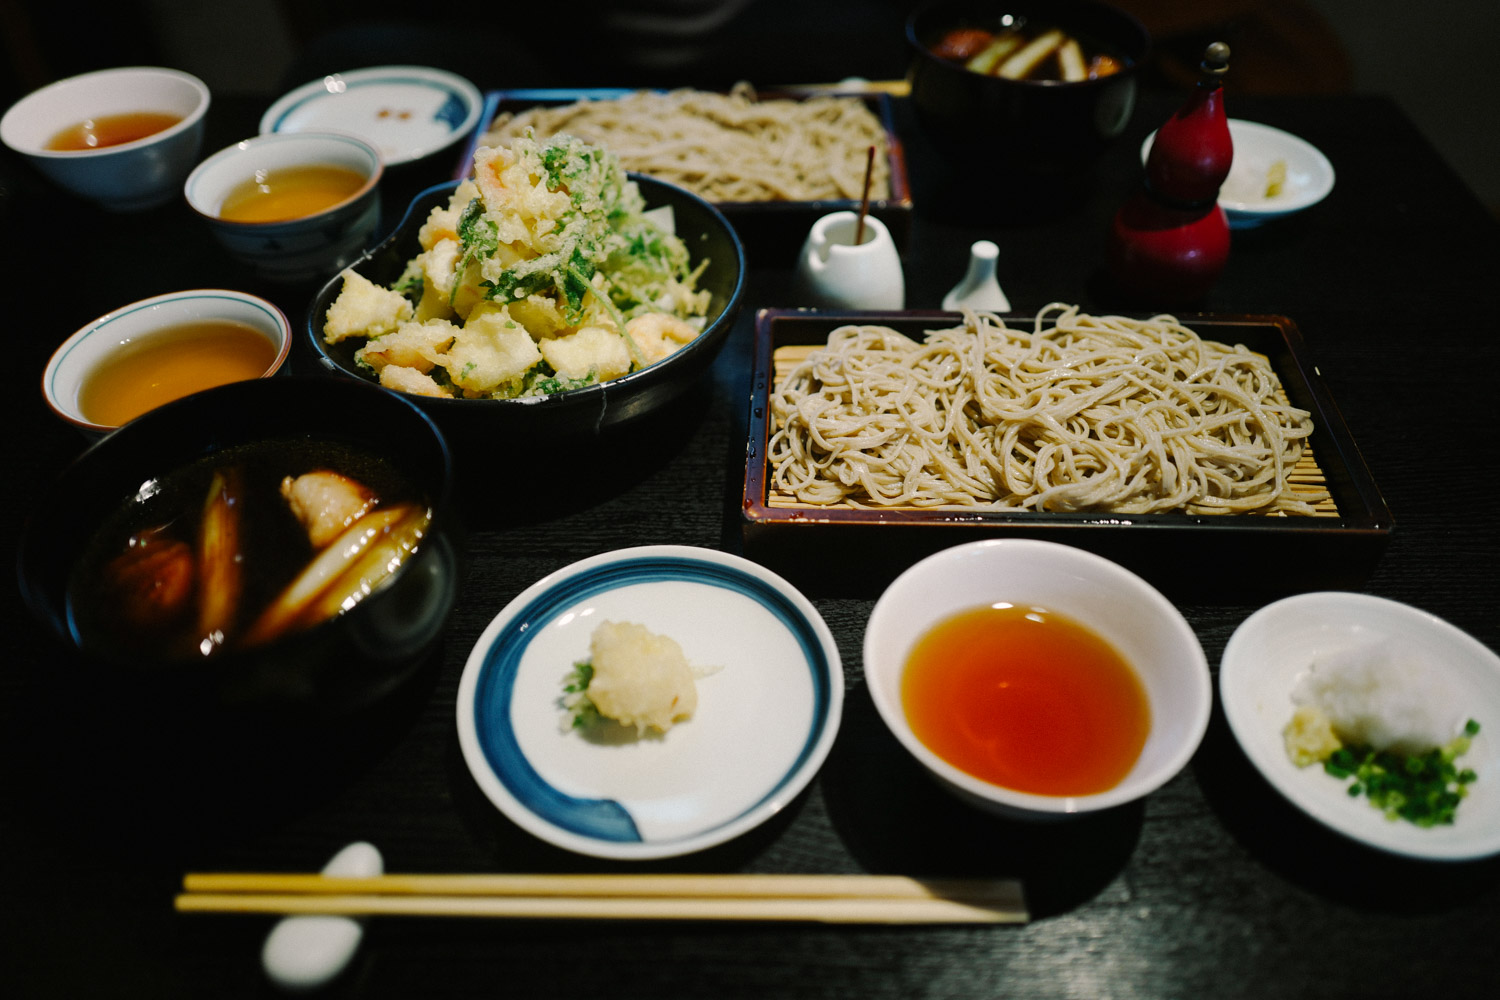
(907, 0), (1150, 184)
(16, 375), (463, 722)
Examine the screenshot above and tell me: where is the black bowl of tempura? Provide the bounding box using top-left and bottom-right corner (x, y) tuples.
(16, 376), (462, 720)
(303, 132), (747, 454)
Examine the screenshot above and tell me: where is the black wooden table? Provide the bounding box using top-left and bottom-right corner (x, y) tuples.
(3, 89), (1498, 999)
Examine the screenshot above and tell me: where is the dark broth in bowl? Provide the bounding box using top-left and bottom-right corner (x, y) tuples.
(67, 438), (430, 662)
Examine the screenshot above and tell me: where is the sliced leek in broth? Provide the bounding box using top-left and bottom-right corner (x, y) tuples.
(67, 439), (427, 660)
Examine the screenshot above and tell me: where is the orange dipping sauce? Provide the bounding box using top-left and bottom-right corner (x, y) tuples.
(78, 320), (279, 426)
(218, 165), (367, 223)
(901, 604), (1150, 796)
(47, 112), (182, 151)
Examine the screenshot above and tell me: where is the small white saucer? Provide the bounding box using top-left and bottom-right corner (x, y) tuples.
(261, 65), (482, 167)
(456, 545), (844, 860)
(1142, 118), (1335, 229)
(1220, 592), (1500, 861)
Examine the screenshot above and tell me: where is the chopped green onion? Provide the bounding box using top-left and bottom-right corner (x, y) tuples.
(1323, 721), (1480, 827)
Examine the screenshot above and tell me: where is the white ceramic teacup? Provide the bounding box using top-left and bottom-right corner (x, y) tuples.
(795, 211), (905, 310)
(43, 289), (292, 436)
(184, 131), (384, 284)
(0, 66), (210, 211)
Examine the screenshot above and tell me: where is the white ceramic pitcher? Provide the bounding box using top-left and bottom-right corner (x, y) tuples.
(795, 211), (905, 310)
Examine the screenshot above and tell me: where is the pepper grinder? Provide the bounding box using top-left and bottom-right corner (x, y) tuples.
(1106, 42), (1233, 305)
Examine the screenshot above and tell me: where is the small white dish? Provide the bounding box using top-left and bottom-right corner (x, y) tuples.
(261, 66), (482, 167)
(42, 288), (291, 436)
(1220, 592), (1500, 861)
(1, 66), (209, 211)
(864, 539), (1211, 820)
(456, 545), (843, 860)
(1141, 118), (1335, 229)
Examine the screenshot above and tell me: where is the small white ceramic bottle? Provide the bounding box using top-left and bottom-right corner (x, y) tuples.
(942, 240), (1011, 313)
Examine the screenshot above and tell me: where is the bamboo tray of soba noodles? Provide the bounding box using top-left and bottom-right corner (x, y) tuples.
(459, 85), (912, 266)
(741, 307), (1392, 595)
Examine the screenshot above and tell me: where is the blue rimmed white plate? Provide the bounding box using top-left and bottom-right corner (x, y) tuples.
(456, 545), (844, 860)
(260, 66), (482, 167)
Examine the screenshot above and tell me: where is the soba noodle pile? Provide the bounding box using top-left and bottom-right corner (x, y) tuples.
(767, 304), (1322, 515)
(480, 84), (889, 203)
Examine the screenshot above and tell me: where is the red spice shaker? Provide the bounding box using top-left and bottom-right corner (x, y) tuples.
(1107, 43), (1233, 305)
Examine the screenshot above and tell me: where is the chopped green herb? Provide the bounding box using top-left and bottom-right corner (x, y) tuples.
(561, 660), (599, 729)
(1322, 720), (1480, 827)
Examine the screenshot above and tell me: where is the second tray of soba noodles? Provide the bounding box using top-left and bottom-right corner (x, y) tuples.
(741, 305), (1392, 594)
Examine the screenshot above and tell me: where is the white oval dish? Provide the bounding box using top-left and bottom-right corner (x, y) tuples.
(456, 545), (843, 860)
(1220, 592), (1500, 861)
(261, 66), (482, 167)
(1141, 118), (1335, 229)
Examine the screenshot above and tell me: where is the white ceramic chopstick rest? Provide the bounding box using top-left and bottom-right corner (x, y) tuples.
(261, 841), (383, 992)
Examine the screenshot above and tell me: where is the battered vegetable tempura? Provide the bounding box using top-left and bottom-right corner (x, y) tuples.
(324, 132), (711, 399)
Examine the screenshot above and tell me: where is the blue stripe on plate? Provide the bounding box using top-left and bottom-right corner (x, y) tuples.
(472, 554), (833, 845)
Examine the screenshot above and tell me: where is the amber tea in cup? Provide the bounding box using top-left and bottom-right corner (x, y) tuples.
(218, 164), (368, 223)
(47, 111), (183, 151)
(78, 319), (280, 426)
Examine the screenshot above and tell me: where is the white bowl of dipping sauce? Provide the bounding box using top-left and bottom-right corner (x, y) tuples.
(184, 131), (383, 284)
(864, 539), (1211, 820)
(43, 289), (291, 436)
(0, 66), (210, 211)
(1141, 118), (1335, 229)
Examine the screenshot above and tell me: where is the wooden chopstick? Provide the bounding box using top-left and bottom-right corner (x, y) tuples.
(175, 873), (1027, 924)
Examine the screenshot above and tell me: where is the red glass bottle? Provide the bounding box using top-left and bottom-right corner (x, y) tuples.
(1107, 43), (1233, 305)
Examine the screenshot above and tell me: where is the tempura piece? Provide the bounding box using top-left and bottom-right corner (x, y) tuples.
(323, 270), (413, 344)
(379, 365), (454, 398)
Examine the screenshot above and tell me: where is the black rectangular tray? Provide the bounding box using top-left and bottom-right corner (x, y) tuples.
(741, 309), (1393, 598)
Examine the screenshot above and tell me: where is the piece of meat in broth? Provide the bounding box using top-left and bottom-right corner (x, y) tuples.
(281, 470), (377, 549)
